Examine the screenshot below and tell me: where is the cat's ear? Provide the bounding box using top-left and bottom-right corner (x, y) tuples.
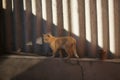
(47, 33), (52, 37)
(47, 34), (51, 37)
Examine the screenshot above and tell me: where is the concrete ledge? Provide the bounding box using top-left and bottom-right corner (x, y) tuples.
(0, 55), (120, 80)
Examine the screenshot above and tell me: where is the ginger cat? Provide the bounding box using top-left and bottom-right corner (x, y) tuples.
(43, 33), (79, 58)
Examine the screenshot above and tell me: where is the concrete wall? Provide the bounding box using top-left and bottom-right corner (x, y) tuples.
(0, 55), (120, 80)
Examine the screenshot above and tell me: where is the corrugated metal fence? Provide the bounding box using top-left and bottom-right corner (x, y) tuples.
(0, 0), (120, 58)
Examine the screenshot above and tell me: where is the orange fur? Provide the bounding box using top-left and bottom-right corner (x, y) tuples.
(43, 33), (79, 58)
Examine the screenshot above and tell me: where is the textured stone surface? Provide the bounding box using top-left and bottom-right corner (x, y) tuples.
(0, 55), (120, 80)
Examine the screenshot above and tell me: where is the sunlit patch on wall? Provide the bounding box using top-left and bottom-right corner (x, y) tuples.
(23, 0), (26, 11)
(71, 0), (80, 36)
(36, 37), (43, 45)
(41, 0), (47, 20)
(2, 0), (6, 9)
(62, 0), (69, 31)
(26, 37), (43, 46)
(12, 0), (14, 11)
(31, 0), (36, 15)
(52, 0), (57, 26)
(96, 0), (103, 48)
(85, 0), (91, 42)
(108, 0), (115, 54)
